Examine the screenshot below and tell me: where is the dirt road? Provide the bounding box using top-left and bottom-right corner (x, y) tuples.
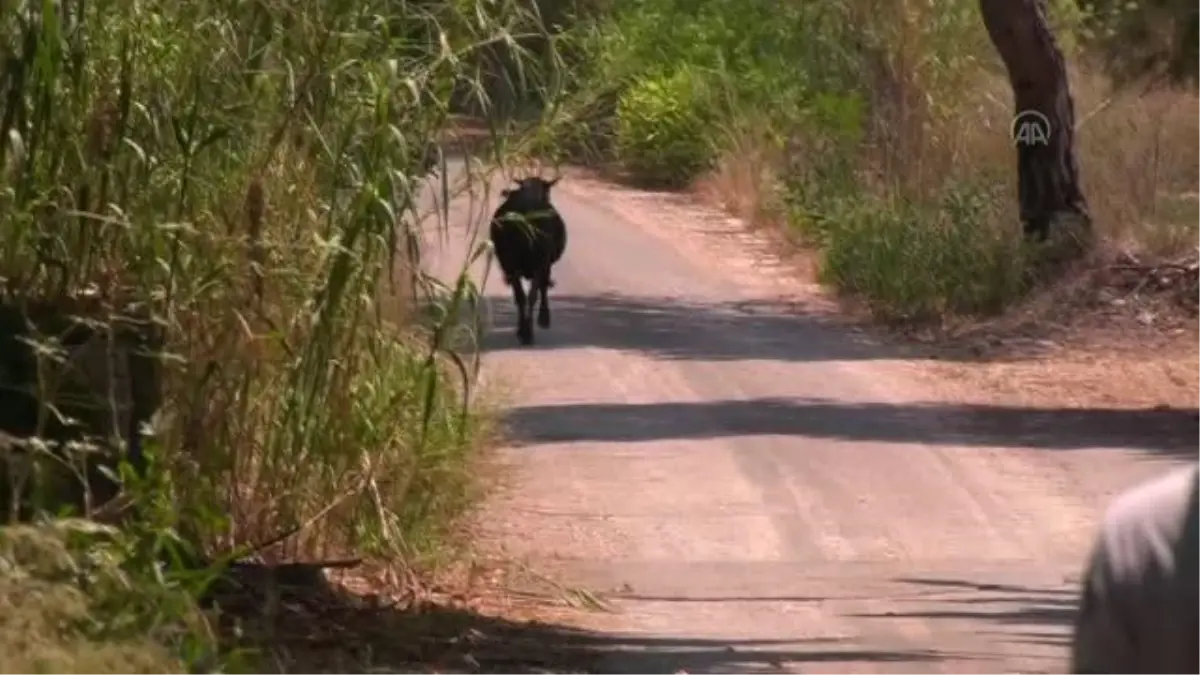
(422, 165), (1196, 674)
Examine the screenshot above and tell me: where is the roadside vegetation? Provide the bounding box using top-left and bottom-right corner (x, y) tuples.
(542, 0), (1199, 324)
(0, 0), (564, 671)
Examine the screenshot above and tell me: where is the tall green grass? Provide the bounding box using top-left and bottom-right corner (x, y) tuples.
(1, 0), (564, 668)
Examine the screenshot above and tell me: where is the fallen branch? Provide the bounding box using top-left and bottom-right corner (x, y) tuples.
(1109, 261), (1199, 274)
(1106, 254), (1198, 295)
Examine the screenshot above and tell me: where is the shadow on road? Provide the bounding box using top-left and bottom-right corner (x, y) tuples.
(476, 292), (1110, 365)
(222, 568), (944, 674)
(479, 292), (909, 363)
(578, 635), (943, 674)
(502, 397), (1198, 455)
(849, 577), (1080, 651)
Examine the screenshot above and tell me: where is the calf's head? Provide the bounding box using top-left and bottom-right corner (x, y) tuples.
(501, 176), (560, 206)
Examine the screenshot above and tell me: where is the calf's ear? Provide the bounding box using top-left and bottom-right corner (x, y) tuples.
(547, 177), (560, 188)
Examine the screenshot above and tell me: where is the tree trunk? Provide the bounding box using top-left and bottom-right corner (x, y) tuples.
(980, 0), (1091, 241)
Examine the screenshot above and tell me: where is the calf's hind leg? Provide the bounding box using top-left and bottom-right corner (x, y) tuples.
(535, 269), (552, 329)
(509, 276), (534, 345)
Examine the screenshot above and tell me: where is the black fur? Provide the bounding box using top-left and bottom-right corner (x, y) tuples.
(489, 177), (567, 346)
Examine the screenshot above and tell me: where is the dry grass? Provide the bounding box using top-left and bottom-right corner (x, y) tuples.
(1077, 80), (1199, 257)
(696, 60), (1199, 306)
(641, 0), (1199, 409)
(558, 0), (1195, 322)
(695, 127), (788, 228)
(0, 524), (204, 675)
(691, 54), (1198, 410)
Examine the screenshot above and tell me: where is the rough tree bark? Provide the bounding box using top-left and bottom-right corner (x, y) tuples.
(980, 0), (1091, 242)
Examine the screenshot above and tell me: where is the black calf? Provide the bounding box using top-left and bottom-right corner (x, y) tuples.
(489, 176), (568, 346)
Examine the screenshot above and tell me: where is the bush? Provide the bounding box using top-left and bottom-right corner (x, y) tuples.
(810, 181), (1029, 322)
(615, 69), (716, 187)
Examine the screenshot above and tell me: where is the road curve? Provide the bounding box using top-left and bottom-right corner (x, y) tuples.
(421, 162), (1195, 674)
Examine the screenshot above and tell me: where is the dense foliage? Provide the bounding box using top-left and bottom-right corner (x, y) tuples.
(547, 0), (1198, 320)
(0, 0), (561, 668)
